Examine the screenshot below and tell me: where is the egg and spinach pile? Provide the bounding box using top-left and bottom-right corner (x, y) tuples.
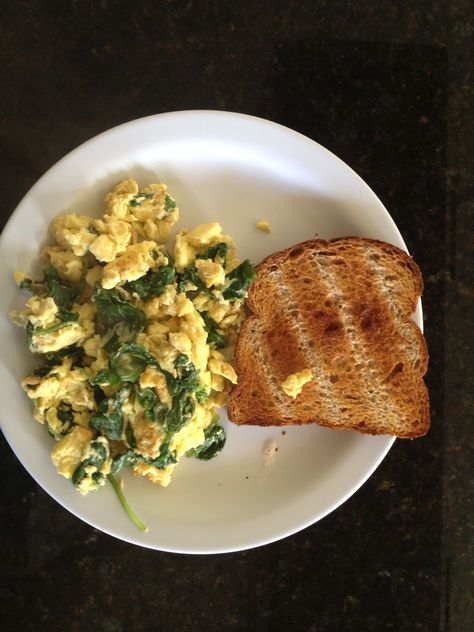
(11, 179), (255, 495)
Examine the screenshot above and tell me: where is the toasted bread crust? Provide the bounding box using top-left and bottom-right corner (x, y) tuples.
(227, 237), (430, 438)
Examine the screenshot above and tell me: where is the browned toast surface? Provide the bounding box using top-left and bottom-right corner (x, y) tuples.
(227, 237), (430, 438)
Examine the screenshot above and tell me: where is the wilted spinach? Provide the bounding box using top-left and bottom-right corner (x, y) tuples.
(197, 242), (229, 265)
(187, 421), (226, 461)
(32, 345), (83, 377)
(43, 266), (80, 310)
(194, 385), (210, 404)
(222, 260), (256, 300)
(177, 266), (213, 297)
(129, 192), (155, 208)
(90, 385), (130, 440)
(34, 308), (79, 336)
(124, 262), (175, 300)
(111, 449), (140, 474)
(72, 438), (110, 487)
(57, 401), (74, 425)
(94, 285), (146, 335)
(164, 194), (176, 212)
(135, 387), (169, 423)
(200, 311), (225, 348)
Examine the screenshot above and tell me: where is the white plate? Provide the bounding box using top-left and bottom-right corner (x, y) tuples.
(0, 111), (418, 554)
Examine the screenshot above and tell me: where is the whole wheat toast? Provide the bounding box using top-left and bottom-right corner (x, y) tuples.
(227, 237), (430, 438)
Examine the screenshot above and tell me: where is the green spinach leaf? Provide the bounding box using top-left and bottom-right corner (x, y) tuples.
(135, 387), (169, 422)
(33, 345), (83, 377)
(43, 266), (79, 310)
(146, 434), (177, 469)
(198, 242), (229, 265)
(222, 260), (256, 300)
(177, 266), (214, 297)
(200, 311), (225, 348)
(90, 368), (122, 388)
(72, 438), (109, 486)
(94, 285), (146, 334)
(164, 194), (176, 212)
(34, 309), (79, 336)
(90, 385), (130, 440)
(187, 423), (226, 461)
(129, 192), (155, 208)
(124, 262), (175, 300)
(111, 450), (139, 474)
(195, 385), (210, 404)
(57, 401), (74, 425)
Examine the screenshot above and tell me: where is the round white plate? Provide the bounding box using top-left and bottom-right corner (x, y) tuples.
(0, 111), (417, 554)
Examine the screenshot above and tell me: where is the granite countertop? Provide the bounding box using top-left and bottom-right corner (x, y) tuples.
(1, 2), (472, 631)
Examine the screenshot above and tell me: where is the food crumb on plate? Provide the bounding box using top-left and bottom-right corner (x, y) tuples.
(256, 219), (271, 233)
(262, 438), (278, 469)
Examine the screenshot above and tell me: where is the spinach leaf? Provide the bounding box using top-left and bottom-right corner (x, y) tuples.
(111, 437), (177, 474)
(47, 401), (74, 438)
(135, 387), (169, 423)
(111, 346), (148, 382)
(200, 311), (225, 348)
(163, 392), (195, 434)
(222, 259), (256, 300)
(177, 266), (213, 297)
(26, 322), (34, 349)
(34, 309), (79, 336)
(43, 266), (79, 310)
(57, 309), (79, 323)
(87, 223), (99, 235)
(175, 361), (200, 395)
(124, 262), (176, 300)
(17, 266), (79, 309)
(125, 424), (136, 448)
(19, 277), (34, 291)
(164, 194), (176, 212)
(198, 242), (229, 265)
(112, 343), (160, 370)
(187, 423), (226, 461)
(57, 401), (74, 425)
(94, 285), (146, 335)
(90, 385), (130, 440)
(104, 333), (121, 354)
(147, 434), (177, 469)
(174, 353), (189, 367)
(90, 341), (176, 392)
(129, 192), (155, 208)
(90, 368), (122, 388)
(195, 385), (210, 404)
(34, 320), (75, 336)
(71, 438), (109, 487)
(33, 345), (83, 377)
(111, 450), (139, 474)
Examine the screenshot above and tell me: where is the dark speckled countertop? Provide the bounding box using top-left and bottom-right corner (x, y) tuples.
(1, 1), (473, 631)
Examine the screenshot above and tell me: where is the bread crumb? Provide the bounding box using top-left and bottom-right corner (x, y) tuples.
(281, 369), (313, 399)
(256, 219), (271, 233)
(263, 438), (278, 469)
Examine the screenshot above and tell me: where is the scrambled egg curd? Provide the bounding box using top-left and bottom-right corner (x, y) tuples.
(281, 369), (314, 399)
(12, 179), (256, 500)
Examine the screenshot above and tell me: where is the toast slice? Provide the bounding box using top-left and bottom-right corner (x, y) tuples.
(227, 237), (429, 438)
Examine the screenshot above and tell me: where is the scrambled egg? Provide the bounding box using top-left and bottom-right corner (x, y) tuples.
(256, 219), (272, 233)
(281, 369), (314, 399)
(12, 179), (255, 500)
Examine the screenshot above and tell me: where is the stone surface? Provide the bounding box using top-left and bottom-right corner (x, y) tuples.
(0, 1), (472, 630)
